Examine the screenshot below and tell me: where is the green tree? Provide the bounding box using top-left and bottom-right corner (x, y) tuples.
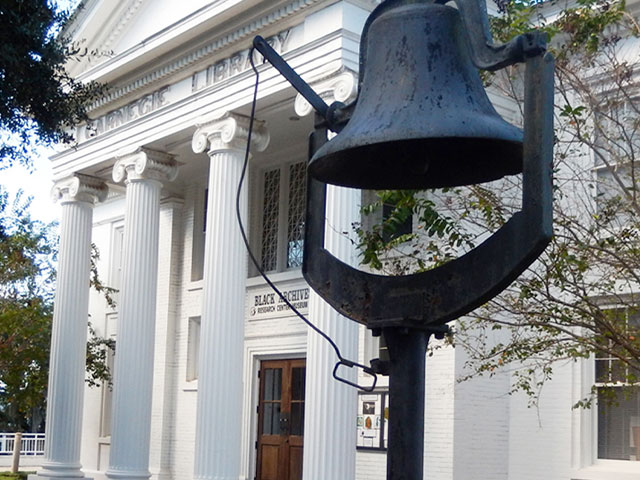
(0, 188), (115, 431)
(357, 0), (640, 406)
(0, 188), (56, 430)
(0, 0), (104, 169)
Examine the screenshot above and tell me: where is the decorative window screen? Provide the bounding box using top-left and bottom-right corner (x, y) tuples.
(287, 162), (307, 268)
(261, 169), (281, 272)
(258, 161), (307, 272)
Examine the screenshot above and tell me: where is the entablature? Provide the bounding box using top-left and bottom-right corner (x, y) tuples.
(52, 2), (370, 182)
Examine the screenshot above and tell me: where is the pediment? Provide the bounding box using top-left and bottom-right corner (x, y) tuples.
(110, 0), (217, 54)
(65, 0), (215, 76)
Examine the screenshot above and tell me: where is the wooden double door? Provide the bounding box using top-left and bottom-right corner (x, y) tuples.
(256, 359), (306, 480)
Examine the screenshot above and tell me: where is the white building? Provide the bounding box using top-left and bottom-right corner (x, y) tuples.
(33, 1), (640, 480)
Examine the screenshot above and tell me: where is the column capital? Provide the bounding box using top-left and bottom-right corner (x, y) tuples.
(112, 147), (178, 184)
(51, 173), (108, 205)
(192, 111), (270, 156)
(294, 69), (357, 117)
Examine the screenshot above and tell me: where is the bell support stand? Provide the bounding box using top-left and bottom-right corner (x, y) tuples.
(253, 0), (554, 478)
(301, 52), (552, 480)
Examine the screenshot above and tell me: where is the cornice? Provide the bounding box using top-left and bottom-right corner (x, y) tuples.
(85, 0), (327, 113)
(50, 27), (358, 174)
(63, 0), (101, 39)
(100, 0), (146, 54)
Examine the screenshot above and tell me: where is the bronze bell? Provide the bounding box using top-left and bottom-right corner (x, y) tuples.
(309, 1), (524, 190)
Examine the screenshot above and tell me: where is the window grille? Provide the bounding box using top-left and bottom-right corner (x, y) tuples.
(261, 168), (281, 271)
(257, 161), (307, 273)
(286, 162), (307, 268)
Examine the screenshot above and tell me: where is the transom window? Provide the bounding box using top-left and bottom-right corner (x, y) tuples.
(256, 161), (307, 273)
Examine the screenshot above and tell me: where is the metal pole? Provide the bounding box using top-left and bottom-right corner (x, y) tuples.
(384, 328), (431, 480)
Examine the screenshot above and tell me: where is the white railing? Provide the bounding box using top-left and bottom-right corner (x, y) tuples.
(0, 433), (45, 456)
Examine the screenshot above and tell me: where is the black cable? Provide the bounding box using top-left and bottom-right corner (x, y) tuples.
(234, 48), (376, 391)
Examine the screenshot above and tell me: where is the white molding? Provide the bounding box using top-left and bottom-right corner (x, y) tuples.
(240, 336), (307, 480)
(51, 28), (359, 181)
(100, 0), (146, 55)
(80, 0), (328, 111)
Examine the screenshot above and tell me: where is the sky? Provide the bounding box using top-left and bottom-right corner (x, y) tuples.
(2, 151), (61, 225)
(0, 0), (83, 226)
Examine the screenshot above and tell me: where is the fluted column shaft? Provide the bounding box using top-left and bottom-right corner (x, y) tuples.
(302, 185), (360, 480)
(107, 149), (178, 480)
(191, 113), (268, 480)
(37, 175), (107, 480)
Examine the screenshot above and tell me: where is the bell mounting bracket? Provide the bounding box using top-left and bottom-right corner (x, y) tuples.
(252, 0), (553, 331)
(302, 49), (553, 331)
(253, 7), (553, 331)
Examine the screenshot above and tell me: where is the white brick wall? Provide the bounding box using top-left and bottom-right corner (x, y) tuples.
(453, 323), (510, 480)
(425, 341), (455, 480)
(165, 182), (200, 480)
(508, 362), (574, 480)
(149, 198), (185, 480)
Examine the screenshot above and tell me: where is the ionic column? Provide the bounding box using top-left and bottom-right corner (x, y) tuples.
(191, 112), (269, 480)
(302, 185), (360, 480)
(36, 174), (107, 480)
(295, 72), (360, 480)
(106, 148), (178, 480)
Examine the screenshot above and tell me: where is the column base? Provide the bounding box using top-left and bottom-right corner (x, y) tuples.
(29, 470), (90, 480)
(105, 469), (151, 480)
(31, 462), (88, 480)
(30, 475), (91, 480)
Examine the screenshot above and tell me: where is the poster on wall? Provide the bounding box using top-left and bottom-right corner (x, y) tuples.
(356, 391), (388, 450)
